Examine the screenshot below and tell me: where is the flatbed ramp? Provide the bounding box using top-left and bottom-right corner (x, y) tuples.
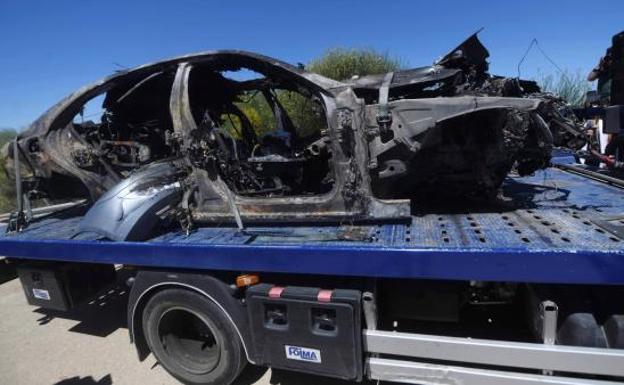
(0, 167), (623, 284)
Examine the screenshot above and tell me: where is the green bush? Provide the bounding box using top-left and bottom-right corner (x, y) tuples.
(261, 48), (405, 138)
(307, 47), (404, 81)
(537, 70), (591, 107)
(221, 90), (326, 141)
(0, 129), (17, 213)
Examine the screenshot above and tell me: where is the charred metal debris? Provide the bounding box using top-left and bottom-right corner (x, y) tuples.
(4, 33), (588, 239)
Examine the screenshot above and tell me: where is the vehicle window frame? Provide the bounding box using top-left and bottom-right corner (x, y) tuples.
(175, 61), (342, 204)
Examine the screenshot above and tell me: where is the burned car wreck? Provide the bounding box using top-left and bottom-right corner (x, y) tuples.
(5, 33), (586, 240)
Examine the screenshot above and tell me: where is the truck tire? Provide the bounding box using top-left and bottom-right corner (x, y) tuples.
(142, 288), (246, 385)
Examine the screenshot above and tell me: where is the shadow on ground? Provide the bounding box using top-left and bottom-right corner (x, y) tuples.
(233, 365), (379, 385)
(269, 369), (377, 385)
(233, 365), (269, 385)
(33, 273), (130, 337)
(54, 374), (112, 385)
(0, 258), (17, 284)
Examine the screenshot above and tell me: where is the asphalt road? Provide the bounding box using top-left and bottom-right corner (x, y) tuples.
(0, 275), (375, 385)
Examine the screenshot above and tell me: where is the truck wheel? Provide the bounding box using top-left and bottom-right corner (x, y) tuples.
(142, 288), (246, 385)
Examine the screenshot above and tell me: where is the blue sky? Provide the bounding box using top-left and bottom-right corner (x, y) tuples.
(0, 0), (622, 130)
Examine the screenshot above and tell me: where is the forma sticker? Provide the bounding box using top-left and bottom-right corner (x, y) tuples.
(285, 345), (321, 363)
(32, 288), (51, 301)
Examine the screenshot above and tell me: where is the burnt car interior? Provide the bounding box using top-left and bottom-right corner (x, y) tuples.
(66, 60), (334, 200)
(186, 63), (333, 197)
(70, 68), (176, 178)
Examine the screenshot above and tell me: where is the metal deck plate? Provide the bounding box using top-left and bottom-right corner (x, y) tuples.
(1, 168), (624, 284)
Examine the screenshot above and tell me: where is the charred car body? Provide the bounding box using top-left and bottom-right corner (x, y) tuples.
(5, 33), (586, 240)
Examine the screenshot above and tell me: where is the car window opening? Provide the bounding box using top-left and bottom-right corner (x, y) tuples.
(187, 64), (334, 198)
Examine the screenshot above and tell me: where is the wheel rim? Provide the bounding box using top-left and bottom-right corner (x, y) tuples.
(157, 307), (221, 375)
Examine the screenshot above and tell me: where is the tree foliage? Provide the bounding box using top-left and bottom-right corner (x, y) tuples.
(307, 48), (405, 81)
(221, 90), (327, 141)
(226, 48), (404, 141)
(537, 70), (591, 107)
(0, 128), (17, 213)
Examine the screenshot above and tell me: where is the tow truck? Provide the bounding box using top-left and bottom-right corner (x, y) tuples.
(1, 153), (624, 385)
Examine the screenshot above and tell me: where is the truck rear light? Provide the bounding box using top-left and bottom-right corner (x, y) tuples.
(235, 274), (259, 288)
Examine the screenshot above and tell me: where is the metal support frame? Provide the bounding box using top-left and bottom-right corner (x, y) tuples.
(556, 163), (624, 188)
(8, 139), (26, 232)
(541, 300), (558, 375)
(13, 139), (22, 214)
(376, 72), (394, 133)
(541, 300), (558, 345)
(362, 291), (377, 330)
(0, 200), (85, 224)
(364, 330), (624, 384)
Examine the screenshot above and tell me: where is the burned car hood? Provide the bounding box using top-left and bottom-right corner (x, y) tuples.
(344, 31), (488, 98)
(436, 30), (490, 69)
(345, 66), (462, 92)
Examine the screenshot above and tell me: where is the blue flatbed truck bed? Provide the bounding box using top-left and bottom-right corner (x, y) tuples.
(2, 165), (624, 385)
(2, 166), (624, 284)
